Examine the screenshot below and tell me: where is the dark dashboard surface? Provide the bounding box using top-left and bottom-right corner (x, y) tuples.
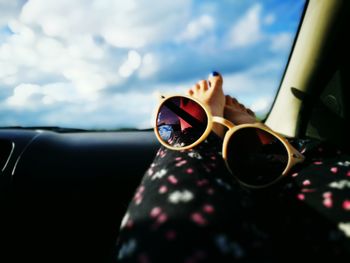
(0, 129), (159, 262)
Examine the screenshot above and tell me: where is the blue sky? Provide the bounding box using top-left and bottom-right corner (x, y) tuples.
(0, 0), (306, 129)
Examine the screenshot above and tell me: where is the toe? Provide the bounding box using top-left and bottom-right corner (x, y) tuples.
(247, 108), (256, 116)
(208, 71), (223, 91)
(186, 89), (194, 96)
(231, 97), (239, 105)
(191, 84), (200, 94)
(198, 80), (209, 91)
(225, 95), (234, 105)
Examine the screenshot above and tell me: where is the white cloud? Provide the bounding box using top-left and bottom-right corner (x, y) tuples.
(119, 50), (142, 78)
(0, 0), (193, 108)
(263, 13), (275, 25)
(138, 53), (160, 79)
(222, 60), (283, 114)
(0, 62), (18, 79)
(250, 97), (272, 113)
(226, 4), (263, 48)
(39, 91), (158, 129)
(6, 82), (79, 109)
(0, 18), (123, 98)
(270, 32), (293, 52)
(0, 0), (193, 128)
(177, 15), (215, 42)
(6, 83), (42, 108)
(2, 82), (159, 129)
(19, 0), (190, 48)
(0, 0), (24, 27)
(0, 1), (298, 129)
(224, 61), (282, 93)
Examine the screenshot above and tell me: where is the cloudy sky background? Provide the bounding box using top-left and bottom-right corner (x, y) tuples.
(0, 0), (306, 129)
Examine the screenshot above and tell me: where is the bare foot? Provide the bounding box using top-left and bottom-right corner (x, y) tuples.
(224, 95), (257, 125)
(186, 72), (226, 137)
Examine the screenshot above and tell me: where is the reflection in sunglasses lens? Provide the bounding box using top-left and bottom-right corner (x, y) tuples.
(156, 97), (208, 148)
(226, 128), (288, 186)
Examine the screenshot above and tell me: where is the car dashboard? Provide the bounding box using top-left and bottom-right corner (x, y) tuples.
(0, 129), (159, 262)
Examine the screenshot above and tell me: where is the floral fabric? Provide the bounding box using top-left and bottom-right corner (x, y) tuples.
(115, 133), (350, 262)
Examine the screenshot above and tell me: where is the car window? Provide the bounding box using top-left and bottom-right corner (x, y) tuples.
(0, 0), (306, 130)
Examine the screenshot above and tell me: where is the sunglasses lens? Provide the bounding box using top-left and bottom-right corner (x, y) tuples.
(156, 97), (208, 148)
(226, 128), (289, 186)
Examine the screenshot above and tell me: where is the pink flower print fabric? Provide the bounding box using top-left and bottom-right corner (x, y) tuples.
(115, 134), (350, 262)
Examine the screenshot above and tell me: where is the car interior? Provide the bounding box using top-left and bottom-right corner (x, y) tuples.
(266, 0), (350, 149)
(1, 0), (349, 262)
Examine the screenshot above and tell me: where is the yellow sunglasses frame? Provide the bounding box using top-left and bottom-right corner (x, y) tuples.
(154, 94), (305, 188)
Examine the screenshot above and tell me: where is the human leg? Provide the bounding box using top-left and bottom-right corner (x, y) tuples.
(114, 74), (270, 262)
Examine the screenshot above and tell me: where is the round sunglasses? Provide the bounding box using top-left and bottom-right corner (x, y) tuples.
(154, 95), (305, 188)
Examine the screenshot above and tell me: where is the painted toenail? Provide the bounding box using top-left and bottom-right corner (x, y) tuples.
(209, 71), (220, 77)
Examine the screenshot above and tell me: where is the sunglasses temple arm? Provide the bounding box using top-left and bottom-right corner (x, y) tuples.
(212, 116), (235, 129)
(290, 146), (305, 163)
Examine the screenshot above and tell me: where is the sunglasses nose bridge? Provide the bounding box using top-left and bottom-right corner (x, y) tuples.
(212, 116), (235, 129)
